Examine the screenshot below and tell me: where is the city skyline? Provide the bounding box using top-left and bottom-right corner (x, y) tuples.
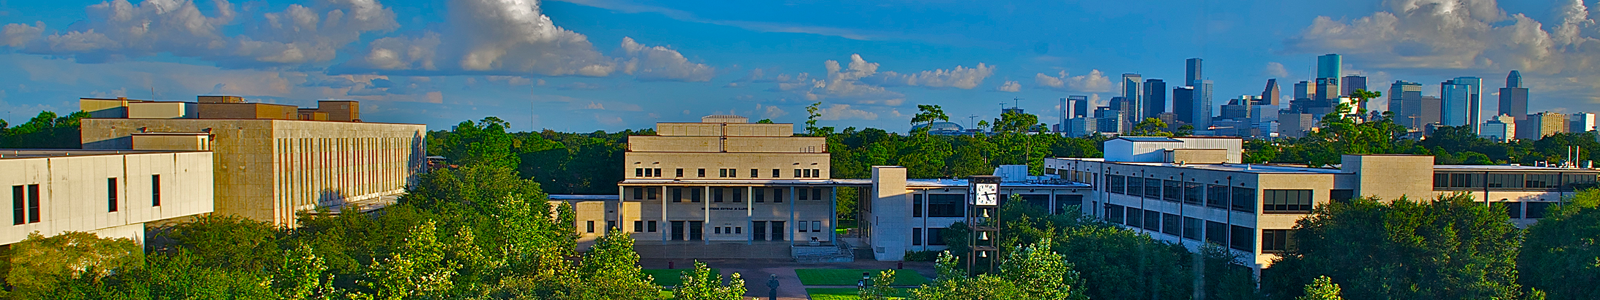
(1, 0), (1599, 132)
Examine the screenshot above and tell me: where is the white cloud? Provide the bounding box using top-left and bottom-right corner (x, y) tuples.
(997, 80), (1021, 92)
(757, 104), (787, 119)
(559, 82), (604, 90)
(619, 37), (715, 82)
(869, 63), (995, 89)
(817, 103), (877, 120)
(773, 54), (905, 106)
(1034, 70), (1112, 92)
(1264, 62), (1290, 78)
(338, 0), (616, 77)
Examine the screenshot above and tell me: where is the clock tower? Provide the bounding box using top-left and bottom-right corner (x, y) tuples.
(966, 175), (1003, 274)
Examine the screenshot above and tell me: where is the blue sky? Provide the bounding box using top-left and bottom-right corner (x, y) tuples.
(1, 0), (1597, 133)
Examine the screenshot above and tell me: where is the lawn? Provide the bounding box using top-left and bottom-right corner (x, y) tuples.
(643, 268), (718, 287)
(805, 288), (913, 300)
(794, 269), (930, 286)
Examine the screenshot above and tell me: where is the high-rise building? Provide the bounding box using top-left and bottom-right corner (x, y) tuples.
(1342, 75), (1368, 110)
(1196, 80), (1213, 129)
(1294, 81), (1312, 100)
(1185, 58), (1203, 85)
(1570, 112), (1596, 133)
(1143, 79), (1167, 119)
(1499, 70), (1529, 124)
(1122, 73), (1144, 121)
(1065, 117), (1097, 137)
(1481, 114), (1516, 142)
(1317, 54), (1342, 79)
(1389, 81), (1424, 130)
(1069, 95), (1090, 118)
(1519, 112), (1568, 140)
(1314, 77), (1340, 105)
(1441, 77), (1483, 133)
(1172, 86), (1197, 126)
(1095, 107), (1125, 134)
(1260, 79), (1281, 106)
(1221, 97), (1255, 120)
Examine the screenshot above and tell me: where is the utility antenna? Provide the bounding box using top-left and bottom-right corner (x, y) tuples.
(1013, 97), (1022, 109)
(968, 114), (978, 128)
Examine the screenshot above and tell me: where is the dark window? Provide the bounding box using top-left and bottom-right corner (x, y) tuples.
(733, 188), (743, 203)
(1526, 202), (1552, 218)
(1054, 195), (1083, 214)
(813, 189), (823, 200)
(715, 227), (722, 234)
(634, 221), (644, 232)
(633, 187), (644, 200)
(698, 169), (706, 177)
(735, 227), (742, 234)
(677, 169), (684, 177)
(1161, 213), (1180, 235)
(812, 169), (821, 178)
(751, 169), (758, 178)
(648, 221), (658, 232)
(719, 169), (728, 178)
(11, 186), (22, 225)
(672, 188), (682, 202)
(1263, 189), (1313, 213)
(774, 188), (784, 203)
(927, 194), (965, 217)
(1493, 201), (1523, 219)
(795, 169), (802, 177)
(912, 228), (923, 245)
(798, 188), (809, 200)
(151, 175), (161, 207)
(755, 189), (765, 203)
(648, 188), (658, 200)
(1329, 189), (1354, 203)
(1205, 221), (1228, 246)
(1526, 174), (1560, 189)
(1143, 210), (1161, 231)
(691, 189), (702, 202)
(1230, 225), (1254, 252)
(1262, 229), (1293, 253)
(1144, 178), (1162, 199)
(1162, 180), (1181, 202)
(913, 194), (924, 217)
(1106, 204), (1125, 224)
(1108, 175), (1126, 194)
(107, 178), (118, 212)
(586, 221), (595, 233)
(773, 169), (781, 177)
(1206, 184), (1229, 209)
(1434, 173), (1449, 188)
(636, 168), (644, 177)
(1563, 173), (1597, 189)
(1020, 194), (1050, 209)
(654, 168), (662, 177)
(1128, 176), (1143, 197)
(713, 188), (724, 202)
(927, 228), (946, 245)
(1231, 187), (1256, 213)
(1183, 182), (1203, 205)
(1450, 173), (1483, 188)
(1488, 173), (1523, 188)
(1182, 217), (1201, 240)
(1126, 208), (1144, 228)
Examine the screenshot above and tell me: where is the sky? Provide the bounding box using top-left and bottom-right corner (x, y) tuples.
(1, 0), (1598, 133)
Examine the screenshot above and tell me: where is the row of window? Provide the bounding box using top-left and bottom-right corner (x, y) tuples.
(910, 227), (948, 246)
(13, 175), (164, 226)
(1104, 175), (1264, 213)
(1434, 172), (1599, 190)
(909, 194), (1086, 218)
(651, 187), (831, 202)
(610, 220), (826, 234)
(1494, 201), (1555, 219)
(1104, 204), (1256, 252)
(633, 167), (824, 179)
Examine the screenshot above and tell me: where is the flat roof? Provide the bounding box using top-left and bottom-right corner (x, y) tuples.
(1052, 158), (1345, 174)
(83, 118), (423, 126)
(1434, 165), (1600, 172)
(0, 149), (207, 159)
(617, 178), (1088, 188)
(549, 195), (618, 200)
(1115, 137), (1182, 142)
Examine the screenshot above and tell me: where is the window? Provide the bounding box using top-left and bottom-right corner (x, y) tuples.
(1054, 195), (1083, 214)
(1263, 189), (1313, 213)
(1205, 221), (1228, 246)
(1262, 229), (1293, 253)
(1144, 210), (1161, 231)
(636, 168), (644, 177)
(1020, 194), (1050, 209)
(812, 169), (821, 178)
(1126, 208), (1144, 228)
(1526, 174), (1560, 189)
(774, 188), (784, 203)
(1161, 213), (1180, 236)
(1231, 187), (1256, 213)
(151, 175), (161, 207)
(1162, 180), (1181, 202)
(755, 189), (765, 203)
(672, 188), (683, 202)
(654, 168), (662, 177)
(1182, 217), (1201, 240)
(586, 221), (595, 233)
(648, 221), (658, 232)
(795, 169), (802, 177)
(1106, 204), (1125, 224)
(773, 169), (781, 177)
(799, 221), (810, 232)
(715, 227), (723, 234)
(719, 169), (728, 178)
(648, 188), (658, 200)
(607, 221), (616, 231)
(698, 169), (706, 177)
(733, 188), (742, 203)
(691, 189), (703, 202)
(1108, 175), (1126, 194)
(677, 169), (684, 177)
(812, 221), (821, 232)
(927, 194), (965, 217)
(1183, 182), (1203, 205)
(912, 228), (923, 245)
(1493, 202), (1523, 219)
(751, 169), (759, 178)
(107, 178), (119, 212)
(634, 221), (644, 232)
(1329, 189), (1354, 203)
(798, 188), (810, 200)
(1229, 225), (1254, 252)
(927, 228), (947, 245)
(1526, 202), (1552, 218)
(1144, 178), (1162, 199)
(813, 189), (823, 200)
(913, 194), (923, 217)
(1433, 173), (1449, 188)
(1488, 174), (1523, 188)
(1206, 184), (1229, 209)
(735, 227), (742, 234)
(713, 189), (724, 202)
(633, 187), (644, 200)
(11, 186), (22, 225)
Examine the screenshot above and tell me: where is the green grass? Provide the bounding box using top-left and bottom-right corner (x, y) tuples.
(805, 288), (913, 300)
(643, 268), (718, 287)
(795, 269), (929, 286)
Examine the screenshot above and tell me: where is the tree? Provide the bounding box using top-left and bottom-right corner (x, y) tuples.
(574, 231), (660, 300)
(1130, 118), (1173, 137)
(274, 241), (331, 300)
(1519, 189), (1600, 300)
(912, 252), (1024, 300)
(860, 269), (898, 300)
(1, 111), (88, 149)
(364, 220), (457, 300)
(3, 232), (144, 298)
(1265, 194), (1525, 300)
(757, 119), (775, 124)
(992, 111), (1040, 133)
(439, 117), (521, 170)
(805, 102), (825, 136)
(997, 238), (1084, 300)
(911, 104), (951, 129)
(156, 215), (283, 272)
(1347, 89), (1381, 117)
(1296, 276), (1342, 300)
(672, 261), (746, 300)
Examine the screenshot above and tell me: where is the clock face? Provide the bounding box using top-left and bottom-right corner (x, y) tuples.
(973, 183), (998, 206)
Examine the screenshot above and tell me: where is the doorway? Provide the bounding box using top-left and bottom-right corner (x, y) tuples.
(771, 221), (785, 241)
(671, 221), (685, 241)
(689, 221), (704, 241)
(752, 221), (768, 241)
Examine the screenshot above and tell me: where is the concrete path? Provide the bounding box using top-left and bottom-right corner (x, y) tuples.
(640, 258), (936, 300)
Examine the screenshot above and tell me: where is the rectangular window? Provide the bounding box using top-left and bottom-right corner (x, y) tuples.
(733, 188), (742, 203)
(1263, 189), (1313, 213)
(1205, 221), (1228, 246)
(1329, 189), (1354, 203)
(927, 228), (946, 245)
(813, 189), (823, 200)
(1526, 202), (1552, 218)
(1106, 204), (1125, 224)
(654, 168), (662, 177)
(691, 189), (702, 203)
(1161, 213), (1180, 236)
(773, 169), (781, 177)
(718, 169), (727, 178)
(677, 169), (684, 177)
(913, 194), (924, 217)
(1230, 225), (1254, 252)
(636, 168), (644, 177)
(713, 188), (724, 202)
(1182, 217), (1201, 240)
(672, 188), (683, 202)
(798, 188), (810, 200)
(586, 221), (595, 233)
(1144, 178), (1162, 199)
(912, 228), (923, 245)
(151, 175), (161, 207)
(774, 188), (784, 203)
(1126, 208), (1144, 228)
(698, 169), (706, 177)
(648, 188), (658, 200)
(1144, 210), (1161, 231)
(1127, 177), (1143, 198)
(755, 189), (765, 203)
(11, 186), (22, 225)
(751, 169), (759, 178)
(633, 187), (644, 200)
(1493, 202), (1524, 219)
(1162, 180), (1181, 202)
(715, 227), (723, 234)
(634, 221), (644, 232)
(1183, 182), (1203, 205)
(927, 194), (965, 217)
(735, 227), (742, 234)
(1262, 229), (1293, 253)
(107, 178), (118, 212)
(1108, 175), (1125, 194)
(1527, 174), (1561, 189)
(1207, 184), (1229, 209)
(812, 221), (821, 232)
(795, 169), (802, 177)
(1231, 187), (1257, 213)
(1434, 173), (1450, 188)
(1054, 195), (1084, 214)
(812, 169), (821, 178)
(648, 221), (658, 232)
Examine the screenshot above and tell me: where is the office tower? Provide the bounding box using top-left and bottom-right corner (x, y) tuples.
(1499, 70), (1529, 123)
(1440, 77), (1483, 132)
(1294, 81), (1312, 100)
(1260, 79), (1281, 106)
(1457, 77), (1483, 133)
(1186, 58), (1203, 84)
(1342, 75), (1368, 111)
(1317, 54), (1342, 79)
(1122, 73), (1144, 121)
(1481, 114), (1516, 142)
(1278, 111), (1315, 138)
(1172, 86), (1197, 126)
(1143, 79), (1167, 119)
(1221, 97), (1254, 120)
(1420, 96), (1443, 129)
(1065, 117), (1097, 137)
(1195, 80), (1213, 128)
(1519, 112), (1568, 140)
(1571, 112), (1596, 132)
(1389, 81), (1424, 130)
(1314, 77), (1340, 104)
(1110, 96), (1135, 132)
(1094, 107), (1124, 134)
(1069, 95), (1089, 118)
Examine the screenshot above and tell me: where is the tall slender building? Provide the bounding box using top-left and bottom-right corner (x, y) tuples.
(1069, 95), (1090, 118)
(1172, 86), (1197, 126)
(1389, 81), (1425, 130)
(1260, 79), (1281, 106)
(1342, 75), (1368, 110)
(1294, 81), (1312, 100)
(1441, 77), (1483, 133)
(1499, 70), (1529, 123)
(1185, 58), (1203, 84)
(1143, 79), (1167, 119)
(1317, 54), (1342, 80)
(1122, 73), (1144, 121)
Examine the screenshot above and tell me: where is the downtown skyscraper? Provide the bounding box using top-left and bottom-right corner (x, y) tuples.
(1499, 70), (1529, 123)
(1143, 79), (1167, 120)
(1180, 58), (1211, 129)
(1441, 77), (1483, 133)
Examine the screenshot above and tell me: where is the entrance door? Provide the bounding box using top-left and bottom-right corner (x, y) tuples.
(671, 221), (685, 241)
(752, 221), (768, 241)
(689, 221), (704, 241)
(771, 221), (785, 241)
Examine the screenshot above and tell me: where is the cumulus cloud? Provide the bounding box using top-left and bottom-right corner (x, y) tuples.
(619, 37), (715, 81)
(817, 103), (877, 120)
(868, 63), (995, 89)
(0, 0), (397, 67)
(757, 103), (787, 119)
(773, 54), (905, 105)
(1264, 62), (1290, 78)
(338, 0), (615, 77)
(997, 80), (1021, 92)
(1034, 70), (1112, 92)
(559, 82), (605, 90)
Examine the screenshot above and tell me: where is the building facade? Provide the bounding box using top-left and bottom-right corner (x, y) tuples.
(1, 150), (213, 245)
(79, 96), (426, 227)
(1519, 112), (1568, 140)
(1500, 71), (1530, 127)
(861, 166), (1087, 261)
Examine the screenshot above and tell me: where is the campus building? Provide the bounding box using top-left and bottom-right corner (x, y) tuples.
(78, 96), (427, 227)
(1, 150), (213, 245)
(1045, 136), (1598, 271)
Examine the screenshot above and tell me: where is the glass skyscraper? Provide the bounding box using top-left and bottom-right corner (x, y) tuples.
(1317, 54), (1341, 80)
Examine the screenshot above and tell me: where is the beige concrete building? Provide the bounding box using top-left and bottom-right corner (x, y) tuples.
(1046, 136), (1598, 271)
(79, 96), (426, 227)
(0, 150), (213, 245)
(860, 166), (1089, 261)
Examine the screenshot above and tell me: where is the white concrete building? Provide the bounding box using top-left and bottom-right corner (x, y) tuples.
(0, 150), (214, 245)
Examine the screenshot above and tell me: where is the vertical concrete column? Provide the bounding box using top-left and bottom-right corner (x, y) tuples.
(661, 185), (668, 242)
(789, 186), (796, 242)
(829, 186), (837, 243)
(613, 186), (623, 236)
(747, 186), (754, 245)
(704, 185), (711, 245)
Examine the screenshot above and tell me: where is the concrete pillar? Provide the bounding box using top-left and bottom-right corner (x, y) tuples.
(661, 185), (668, 242)
(704, 185), (711, 245)
(829, 186), (838, 243)
(789, 186), (796, 242)
(747, 186), (754, 245)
